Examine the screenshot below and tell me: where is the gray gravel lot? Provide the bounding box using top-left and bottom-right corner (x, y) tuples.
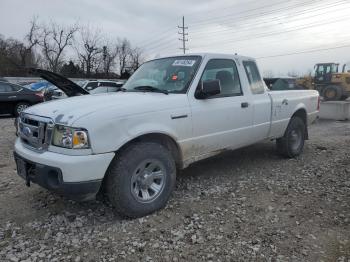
(0, 117), (349, 261)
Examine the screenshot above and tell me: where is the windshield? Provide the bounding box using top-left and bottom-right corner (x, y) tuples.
(123, 56), (202, 93)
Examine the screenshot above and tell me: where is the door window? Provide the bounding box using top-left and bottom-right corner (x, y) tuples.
(243, 61), (265, 94)
(100, 82), (118, 87)
(0, 82), (12, 92)
(85, 82), (98, 91)
(10, 84), (21, 92)
(200, 59), (242, 97)
(316, 65), (324, 75)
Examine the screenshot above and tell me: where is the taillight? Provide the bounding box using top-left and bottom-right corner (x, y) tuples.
(35, 92), (44, 99)
(317, 96), (320, 111)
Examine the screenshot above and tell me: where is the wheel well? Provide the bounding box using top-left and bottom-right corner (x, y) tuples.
(291, 108), (308, 139)
(12, 101), (31, 114)
(15, 100), (31, 106)
(117, 133), (183, 169)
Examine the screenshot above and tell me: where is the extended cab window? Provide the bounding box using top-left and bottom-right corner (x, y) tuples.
(243, 61), (265, 94)
(200, 59), (242, 97)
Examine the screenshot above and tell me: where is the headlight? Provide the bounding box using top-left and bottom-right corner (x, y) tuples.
(52, 125), (90, 149)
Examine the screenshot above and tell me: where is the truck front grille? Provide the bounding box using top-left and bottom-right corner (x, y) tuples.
(18, 113), (54, 151)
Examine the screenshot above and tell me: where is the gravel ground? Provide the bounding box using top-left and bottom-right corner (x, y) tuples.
(0, 116), (349, 262)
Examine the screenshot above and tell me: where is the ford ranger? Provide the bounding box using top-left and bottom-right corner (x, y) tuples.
(14, 53), (319, 218)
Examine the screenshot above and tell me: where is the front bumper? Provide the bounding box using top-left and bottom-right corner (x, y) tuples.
(14, 138), (115, 200)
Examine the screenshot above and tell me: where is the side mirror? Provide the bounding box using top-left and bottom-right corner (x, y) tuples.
(195, 79), (221, 99)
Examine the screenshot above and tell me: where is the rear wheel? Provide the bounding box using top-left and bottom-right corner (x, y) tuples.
(14, 102), (30, 116)
(276, 116), (306, 158)
(322, 85), (343, 101)
(105, 142), (176, 218)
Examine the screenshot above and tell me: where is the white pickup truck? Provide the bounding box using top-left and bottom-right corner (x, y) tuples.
(14, 53), (319, 218)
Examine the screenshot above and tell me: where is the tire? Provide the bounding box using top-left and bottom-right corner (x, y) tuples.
(276, 116), (306, 158)
(14, 102), (30, 117)
(105, 142), (176, 218)
(322, 85), (343, 101)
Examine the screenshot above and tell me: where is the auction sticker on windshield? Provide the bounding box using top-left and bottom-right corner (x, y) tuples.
(172, 60), (196, 67)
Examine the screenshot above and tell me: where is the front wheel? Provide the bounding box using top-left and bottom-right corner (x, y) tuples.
(276, 116), (306, 158)
(14, 102), (30, 117)
(322, 85), (343, 101)
(105, 142), (176, 218)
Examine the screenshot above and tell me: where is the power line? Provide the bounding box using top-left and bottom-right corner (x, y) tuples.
(178, 16), (188, 54)
(191, 16), (350, 49)
(189, 0), (347, 37)
(140, 0), (349, 56)
(136, 25), (176, 48)
(256, 43), (350, 59)
(140, 0), (320, 52)
(139, 0), (333, 53)
(183, 0), (274, 18)
(138, 1), (291, 51)
(141, 35), (178, 53)
(189, 0), (324, 28)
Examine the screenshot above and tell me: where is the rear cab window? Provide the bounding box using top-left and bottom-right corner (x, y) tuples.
(243, 61), (265, 94)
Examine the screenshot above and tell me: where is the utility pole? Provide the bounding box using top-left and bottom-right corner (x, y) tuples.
(178, 16), (188, 54)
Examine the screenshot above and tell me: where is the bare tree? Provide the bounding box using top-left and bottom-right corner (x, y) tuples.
(39, 21), (78, 72)
(0, 37), (22, 69)
(76, 25), (102, 77)
(129, 47), (144, 72)
(101, 42), (118, 76)
(17, 17), (40, 67)
(116, 38), (131, 76)
(0, 35), (39, 75)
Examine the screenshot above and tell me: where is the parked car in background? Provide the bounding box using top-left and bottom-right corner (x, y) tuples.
(25, 81), (52, 91)
(89, 86), (124, 94)
(83, 80), (124, 91)
(0, 81), (44, 116)
(264, 77), (306, 91)
(45, 79), (125, 100)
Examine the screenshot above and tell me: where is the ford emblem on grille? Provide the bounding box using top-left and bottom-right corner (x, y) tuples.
(23, 126), (32, 137)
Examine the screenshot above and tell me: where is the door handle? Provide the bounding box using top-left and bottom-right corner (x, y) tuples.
(241, 102), (249, 108)
(282, 99), (288, 105)
(8, 96), (17, 98)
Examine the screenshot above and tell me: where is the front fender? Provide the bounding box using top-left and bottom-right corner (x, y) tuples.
(80, 110), (191, 154)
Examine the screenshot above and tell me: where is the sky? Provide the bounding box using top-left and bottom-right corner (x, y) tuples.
(1, 0), (350, 76)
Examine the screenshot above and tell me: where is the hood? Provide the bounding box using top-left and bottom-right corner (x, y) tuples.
(24, 92), (188, 126)
(29, 68), (89, 96)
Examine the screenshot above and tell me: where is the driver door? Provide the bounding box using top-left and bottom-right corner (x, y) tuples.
(189, 59), (253, 157)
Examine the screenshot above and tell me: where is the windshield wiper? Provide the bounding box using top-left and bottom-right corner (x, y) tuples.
(133, 86), (169, 95)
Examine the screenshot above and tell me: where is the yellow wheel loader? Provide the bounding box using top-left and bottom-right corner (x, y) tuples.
(297, 63), (350, 101)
